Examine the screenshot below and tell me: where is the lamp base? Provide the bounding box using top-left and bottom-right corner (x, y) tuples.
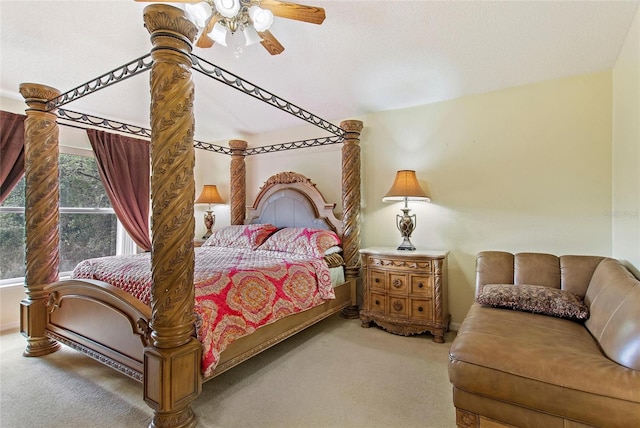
(397, 237), (416, 251)
(203, 210), (215, 240)
(396, 208), (417, 251)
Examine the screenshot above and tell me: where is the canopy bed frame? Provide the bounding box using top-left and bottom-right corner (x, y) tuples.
(18, 4), (362, 428)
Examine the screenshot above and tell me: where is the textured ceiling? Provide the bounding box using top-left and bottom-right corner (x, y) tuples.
(1, 0), (638, 144)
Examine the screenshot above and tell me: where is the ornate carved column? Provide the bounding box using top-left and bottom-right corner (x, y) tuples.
(340, 119), (363, 318)
(19, 83), (62, 357)
(143, 5), (200, 428)
(229, 140), (247, 225)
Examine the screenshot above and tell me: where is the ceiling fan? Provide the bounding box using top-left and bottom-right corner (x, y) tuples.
(135, 0), (326, 55)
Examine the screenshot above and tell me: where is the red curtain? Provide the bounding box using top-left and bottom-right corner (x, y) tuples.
(87, 129), (151, 251)
(0, 111), (26, 204)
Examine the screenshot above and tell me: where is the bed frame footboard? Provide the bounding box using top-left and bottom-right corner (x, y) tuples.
(45, 279), (152, 381)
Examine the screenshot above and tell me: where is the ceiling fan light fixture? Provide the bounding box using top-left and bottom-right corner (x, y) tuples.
(209, 21), (228, 46)
(214, 0), (241, 19)
(249, 6), (273, 32)
(243, 25), (262, 46)
(185, 2), (213, 29)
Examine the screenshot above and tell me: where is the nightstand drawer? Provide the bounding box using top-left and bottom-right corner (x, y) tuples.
(369, 270), (386, 292)
(388, 273), (408, 294)
(369, 292), (386, 314)
(410, 275), (433, 297)
(388, 296), (409, 317)
(411, 299), (433, 321)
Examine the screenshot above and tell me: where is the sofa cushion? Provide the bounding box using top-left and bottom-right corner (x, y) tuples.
(559, 255), (604, 298)
(585, 258), (640, 370)
(514, 253), (560, 288)
(449, 304), (640, 427)
(476, 283), (589, 320)
(475, 251), (514, 295)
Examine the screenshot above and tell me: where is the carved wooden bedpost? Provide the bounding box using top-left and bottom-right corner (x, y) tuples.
(340, 120), (363, 318)
(143, 5), (200, 428)
(19, 83), (62, 357)
(229, 140), (247, 225)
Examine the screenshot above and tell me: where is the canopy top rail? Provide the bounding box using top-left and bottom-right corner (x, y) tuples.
(46, 54), (153, 111)
(56, 108), (344, 156)
(190, 54), (344, 137)
(57, 108), (232, 155)
(41, 51), (345, 152)
(245, 135), (343, 156)
(58, 108), (151, 139)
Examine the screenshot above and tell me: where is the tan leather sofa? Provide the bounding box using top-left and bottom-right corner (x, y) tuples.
(448, 251), (640, 428)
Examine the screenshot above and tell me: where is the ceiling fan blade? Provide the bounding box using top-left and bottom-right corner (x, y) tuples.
(195, 16), (219, 48)
(259, 0), (326, 25)
(258, 30), (285, 55)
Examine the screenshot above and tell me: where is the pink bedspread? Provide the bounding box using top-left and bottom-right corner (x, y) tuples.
(72, 246), (336, 377)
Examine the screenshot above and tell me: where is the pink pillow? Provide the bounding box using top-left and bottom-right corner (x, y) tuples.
(202, 224), (277, 249)
(257, 227), (341, 258)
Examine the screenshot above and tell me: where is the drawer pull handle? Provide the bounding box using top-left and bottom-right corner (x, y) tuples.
(418, 306), (424, 312)
(418, 282), (424, 288)
(374, 278), (380, 283)
(393, 302), (403, 311)
(392, 279), (402, 288)
(375, 300), (380, 306)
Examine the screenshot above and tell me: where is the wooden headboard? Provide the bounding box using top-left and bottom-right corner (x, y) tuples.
(245, 172), (342, 235)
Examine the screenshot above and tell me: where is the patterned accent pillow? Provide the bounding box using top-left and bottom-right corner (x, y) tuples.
(257, 227), (341, 258)
(476, 284), (589, 321)
(202, 224), (277, 249)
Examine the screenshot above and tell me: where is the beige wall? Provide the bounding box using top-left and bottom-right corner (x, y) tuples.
(231, 72), (614, 327)
(0, 62), (623, 331)
(612, 8), (640, 276)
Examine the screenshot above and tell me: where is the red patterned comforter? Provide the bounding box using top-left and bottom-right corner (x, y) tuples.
(72, 246), (336, 377)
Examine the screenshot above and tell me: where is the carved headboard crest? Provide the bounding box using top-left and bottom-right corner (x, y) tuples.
(262, 171), (313, 187)
(247, 171), (342, 235)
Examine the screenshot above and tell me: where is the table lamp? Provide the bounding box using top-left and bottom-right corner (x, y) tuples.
(195, 184), (224, 239)
(382, 170), (430, 250)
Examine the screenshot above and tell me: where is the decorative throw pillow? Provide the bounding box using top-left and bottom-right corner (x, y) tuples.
(202, 224), (277, 249)
(257, 227), (341, 258)
(476, 283), (589, 321)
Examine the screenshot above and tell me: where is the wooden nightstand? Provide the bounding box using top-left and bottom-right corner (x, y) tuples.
(359, 247), (450, 343)
(194, 238), (206, 248)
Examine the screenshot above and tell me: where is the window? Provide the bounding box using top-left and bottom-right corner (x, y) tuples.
(0, 150), (134, 284)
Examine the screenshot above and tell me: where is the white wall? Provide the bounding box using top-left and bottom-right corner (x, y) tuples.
(612, 8), (640, 276)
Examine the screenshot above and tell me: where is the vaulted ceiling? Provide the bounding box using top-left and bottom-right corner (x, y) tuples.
(1, 1), (638, 144)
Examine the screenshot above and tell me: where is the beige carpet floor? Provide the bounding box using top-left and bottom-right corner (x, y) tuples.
(0, 314), (456, 428)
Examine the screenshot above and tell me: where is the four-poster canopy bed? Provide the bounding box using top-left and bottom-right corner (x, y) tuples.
(18, 4), (362, 428)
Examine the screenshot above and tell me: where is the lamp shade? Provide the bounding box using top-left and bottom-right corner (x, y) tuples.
(382, 170), (430, 202)
(214, 0), (240, 19)
(196, 185), (225, 205)
(249, 6), (274, 32)
(243, 25), (262, 46)
(185, 2), (213, 28)
(209, 21), (228, 46)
